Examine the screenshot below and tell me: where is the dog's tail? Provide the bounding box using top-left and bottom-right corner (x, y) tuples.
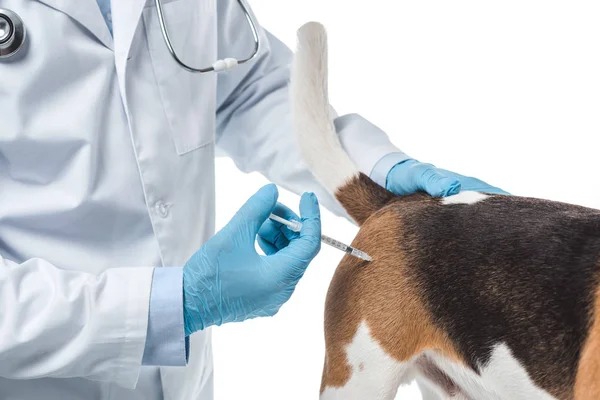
(291, 22), (396, 225)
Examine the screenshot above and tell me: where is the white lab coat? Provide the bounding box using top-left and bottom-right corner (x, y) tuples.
(0, 0), (402, 399)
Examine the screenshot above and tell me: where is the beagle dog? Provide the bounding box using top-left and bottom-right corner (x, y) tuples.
(291, 22), (600, 400)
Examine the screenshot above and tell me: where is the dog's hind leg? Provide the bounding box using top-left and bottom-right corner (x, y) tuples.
(414, 355), (468, 399)
(320, 320), (414, 400)
(415, 376), (445, 400)
(317, 209), (471, 400)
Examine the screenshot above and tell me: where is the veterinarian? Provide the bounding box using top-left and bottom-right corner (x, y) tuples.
(0, 1), (507, 399)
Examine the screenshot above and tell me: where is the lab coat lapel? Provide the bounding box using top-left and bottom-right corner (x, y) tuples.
(111, 0), (147, 105)
(34, 0), (113, 49)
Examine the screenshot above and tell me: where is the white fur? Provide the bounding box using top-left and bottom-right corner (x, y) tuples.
(414, 375), (448, 400)
(442, 191), (489, 205)
(423, 344), (556, 400)
(321, 321), (411, 400)
(292, 22), (359, 194)
(321, 320), (556, 400)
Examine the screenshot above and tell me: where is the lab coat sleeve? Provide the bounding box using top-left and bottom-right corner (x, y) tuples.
(0, 254), (154, 389)
(141, 267), (187, 366)
(215, 3), (404, 218)
(366, 152), (413, 188)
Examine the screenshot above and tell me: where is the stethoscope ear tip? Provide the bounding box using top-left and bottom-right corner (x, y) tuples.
(0, 8), (26, 59)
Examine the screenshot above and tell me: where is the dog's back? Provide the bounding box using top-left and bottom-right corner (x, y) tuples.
(291, 22), (600, 400)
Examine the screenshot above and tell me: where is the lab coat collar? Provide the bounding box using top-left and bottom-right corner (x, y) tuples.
(35, 0), (114, 50)
(111, 0), (147, 65)
(110, 0), (148, 115)
(35, 0), (149, 121)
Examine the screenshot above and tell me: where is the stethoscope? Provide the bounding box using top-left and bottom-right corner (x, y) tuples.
(0, 8), (25, 59)
(0, 0), (260, 72)
(155, 0), (260, 72)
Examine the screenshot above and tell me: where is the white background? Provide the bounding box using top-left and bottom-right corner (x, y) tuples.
(212, 1), (600, 399)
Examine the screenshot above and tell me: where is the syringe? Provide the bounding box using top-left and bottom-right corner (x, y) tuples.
(269, 214), (372, 262)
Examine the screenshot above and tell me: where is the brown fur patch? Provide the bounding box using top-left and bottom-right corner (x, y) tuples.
(334, 173), (397, 225)
(320, 204), (465, 392)
(575, 283), (600, 400)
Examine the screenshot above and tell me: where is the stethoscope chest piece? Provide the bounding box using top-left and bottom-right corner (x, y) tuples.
(0, 8), (26, 59)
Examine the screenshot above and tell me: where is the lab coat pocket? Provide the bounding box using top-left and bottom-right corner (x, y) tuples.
(143, 0), (217, 155)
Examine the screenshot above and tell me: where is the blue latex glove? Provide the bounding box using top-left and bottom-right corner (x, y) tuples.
(386, 159), (509, 196)
(257, 202), (304, 255)
(182, 184), (321, 335)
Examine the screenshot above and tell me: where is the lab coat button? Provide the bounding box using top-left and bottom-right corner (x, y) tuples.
(155, 202), (170, 218)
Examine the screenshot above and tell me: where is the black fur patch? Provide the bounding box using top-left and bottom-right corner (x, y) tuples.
(396, 194), (600, 396)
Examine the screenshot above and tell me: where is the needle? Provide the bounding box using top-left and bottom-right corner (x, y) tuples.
(269, 214), (372, 262)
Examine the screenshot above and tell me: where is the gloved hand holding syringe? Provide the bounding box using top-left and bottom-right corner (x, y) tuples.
(269, 213), (372, 262)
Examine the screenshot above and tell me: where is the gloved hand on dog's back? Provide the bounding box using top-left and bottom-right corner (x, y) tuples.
(386, 159), (509, 197)
(182, 184), (321, 336)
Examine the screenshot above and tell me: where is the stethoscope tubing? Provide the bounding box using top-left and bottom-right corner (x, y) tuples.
(0, 1), (260, 72)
